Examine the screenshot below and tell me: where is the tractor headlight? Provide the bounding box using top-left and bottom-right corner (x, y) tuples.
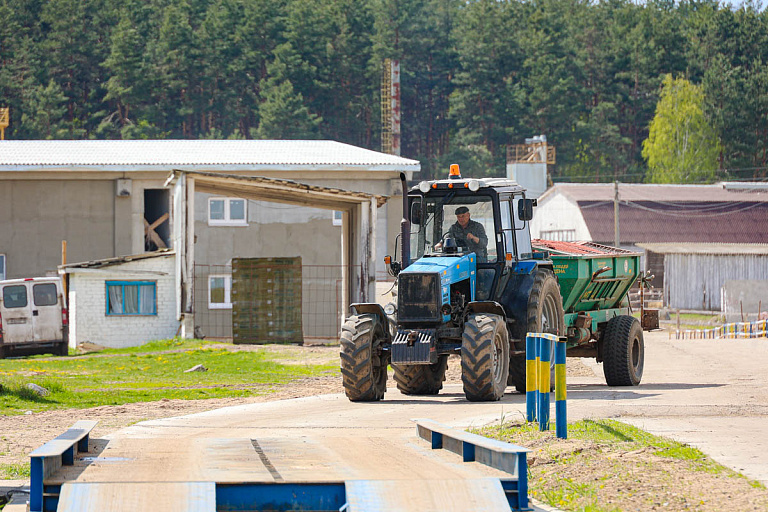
(384, 303), (397, 315)
(418, 181), (431, 193)
(468, 179), (480, 192)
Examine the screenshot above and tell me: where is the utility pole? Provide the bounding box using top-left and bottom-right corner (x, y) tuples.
(614, 181), (620, 248)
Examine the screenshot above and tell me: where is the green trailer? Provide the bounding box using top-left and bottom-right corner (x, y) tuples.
(533, 240), (645, 386)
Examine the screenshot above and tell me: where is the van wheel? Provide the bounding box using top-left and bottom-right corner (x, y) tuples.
(57, 342), (69, 357)
(0, 345), (5, 359)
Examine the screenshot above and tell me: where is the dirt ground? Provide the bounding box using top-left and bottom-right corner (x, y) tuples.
(0, 346), (582, 472)
(2, 345), (767, 512)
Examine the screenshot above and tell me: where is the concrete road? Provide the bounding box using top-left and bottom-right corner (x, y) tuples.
(103, 330), (768, 486)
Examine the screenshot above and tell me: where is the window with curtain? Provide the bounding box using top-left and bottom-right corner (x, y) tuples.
(106, 282), (156, 315)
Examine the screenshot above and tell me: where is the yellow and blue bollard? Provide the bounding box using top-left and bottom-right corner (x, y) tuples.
(525, 333), (567, 439)
(537, 334), (552, 431)
(525, 334), (537, 422)
(555, 336), (567, 439)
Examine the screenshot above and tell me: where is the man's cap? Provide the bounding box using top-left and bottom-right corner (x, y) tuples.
(455, 206), (469, 215)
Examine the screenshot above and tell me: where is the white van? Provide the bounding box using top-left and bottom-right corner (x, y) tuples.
(0, 277), (68, 358)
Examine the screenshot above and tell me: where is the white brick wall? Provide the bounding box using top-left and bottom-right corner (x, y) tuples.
(67, 254), (179, 349)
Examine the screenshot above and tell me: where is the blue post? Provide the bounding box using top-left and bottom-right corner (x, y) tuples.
(30, 457), (43, 512)
(537, 335), (550, 431)
(525, 334), (536, 422)
(555, 335), (567, 439)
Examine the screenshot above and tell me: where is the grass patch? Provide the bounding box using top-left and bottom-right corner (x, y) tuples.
(0, 339), (337, 414)
(476, 418), (767, 510)
(0, 462), (30, 479)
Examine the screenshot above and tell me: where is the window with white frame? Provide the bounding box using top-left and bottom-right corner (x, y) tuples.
(0, 254), (5, 281)
(208, 275), (232, 309)
(208, 197), (247, 226)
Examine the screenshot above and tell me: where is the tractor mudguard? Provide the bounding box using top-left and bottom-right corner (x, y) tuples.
(498, 269), (538, 341)
(349, 303), (391, 342)
(467, 301), (506, 319)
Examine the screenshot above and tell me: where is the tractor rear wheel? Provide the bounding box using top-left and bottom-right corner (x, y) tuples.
(509, 270), (564, 393)
(461, 314), (509, 402)
(603, 315), (644, 386)
(340, 314), (388, 401)
(392, 356), (448, 396)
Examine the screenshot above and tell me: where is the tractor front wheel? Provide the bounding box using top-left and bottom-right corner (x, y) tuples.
(603, 315), (644, 386)
(393, 356), (448, 396)
(340, 314), (388, 401)
(461, 314), (509, 402)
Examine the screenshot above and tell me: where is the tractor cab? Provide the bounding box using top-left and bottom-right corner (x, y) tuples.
(397, 164), (537, 301)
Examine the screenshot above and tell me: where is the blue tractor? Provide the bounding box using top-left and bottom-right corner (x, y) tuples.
(340, 165), (564, 402)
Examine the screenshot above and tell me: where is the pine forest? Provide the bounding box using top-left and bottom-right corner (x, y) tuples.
(0, 0), (766, 182)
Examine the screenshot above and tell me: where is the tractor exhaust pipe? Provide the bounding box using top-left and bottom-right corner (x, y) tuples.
(400, 172), (410, 270)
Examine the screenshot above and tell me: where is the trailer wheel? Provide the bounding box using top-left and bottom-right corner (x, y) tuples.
(392, 356), (448, 396)
(462, 314), (509, 401)
(509, 270), (564, 393)
(603, 315), (644, 386)
(340, 314), (388, 401)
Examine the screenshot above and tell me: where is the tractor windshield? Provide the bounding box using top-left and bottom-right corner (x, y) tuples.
(410, 194), (497, 262)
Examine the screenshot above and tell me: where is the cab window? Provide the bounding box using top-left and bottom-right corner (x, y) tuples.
(513, 197), (533, 259)
(500, 199), (515, 259)
(33, 283), (58, 307)
(3, 285), (28, 308)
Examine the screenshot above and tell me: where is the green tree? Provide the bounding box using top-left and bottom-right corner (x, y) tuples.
(101, 6), (153, 136)
(21, 79), (74, 139)
(253, 44), (322, 139)
(642, 75), (720, 183)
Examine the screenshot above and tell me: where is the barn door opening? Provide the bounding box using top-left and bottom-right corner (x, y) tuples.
(144, 189), (170, 251)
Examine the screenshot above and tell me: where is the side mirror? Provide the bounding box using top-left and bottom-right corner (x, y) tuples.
(518, 198), (534, 222)
(410, 201), (422, 225)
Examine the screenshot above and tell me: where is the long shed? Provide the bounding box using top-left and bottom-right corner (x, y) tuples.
(637, 243), (768, 312)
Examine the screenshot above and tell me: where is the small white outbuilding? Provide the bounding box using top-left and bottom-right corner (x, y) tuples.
(60, 251), (178, 349)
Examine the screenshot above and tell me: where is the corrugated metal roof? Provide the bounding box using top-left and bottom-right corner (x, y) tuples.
(542, 182), (768, 202)
(637, 243), (768, 255)
(179, 170), (388, 207)
(60, 249), (175, 270)
(0, 140), (420, 171)
(580, 201), (768, 244)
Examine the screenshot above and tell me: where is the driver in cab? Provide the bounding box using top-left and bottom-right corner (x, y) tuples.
(448, 206), (488, 261)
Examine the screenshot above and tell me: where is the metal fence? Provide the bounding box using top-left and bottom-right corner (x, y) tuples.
(194, 263), (357, 343)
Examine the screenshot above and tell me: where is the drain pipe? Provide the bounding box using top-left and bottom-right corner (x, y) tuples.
(400, 172), (410, 270)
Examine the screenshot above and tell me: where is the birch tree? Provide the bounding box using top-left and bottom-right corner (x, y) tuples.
(642, 75), (720, 183)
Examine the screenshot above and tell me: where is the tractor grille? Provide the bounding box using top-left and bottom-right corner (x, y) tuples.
(398, 272), (440, 322)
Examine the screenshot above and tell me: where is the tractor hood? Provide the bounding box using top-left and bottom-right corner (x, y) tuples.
(401, 253), (477, 278)
(401, 253), (478, 301)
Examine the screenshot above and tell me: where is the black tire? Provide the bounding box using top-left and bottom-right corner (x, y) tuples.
(603, 315), (644, 386)
(509, 270), (565, 393)
(57, 342), (69, 357)
(461, 314), (509, 402)
(392, 356), (448, 396)
(340, 314), (388, 401)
